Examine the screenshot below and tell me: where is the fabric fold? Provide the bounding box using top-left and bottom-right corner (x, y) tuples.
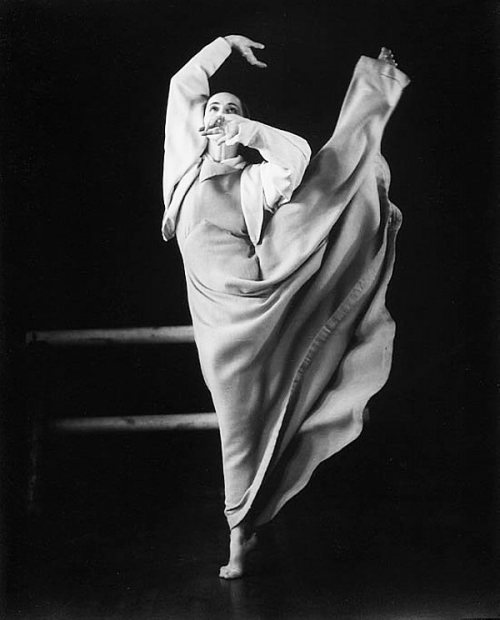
(173, 55), (410, 529)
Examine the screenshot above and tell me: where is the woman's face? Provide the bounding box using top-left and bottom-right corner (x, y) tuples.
(203, 92), (244, 134)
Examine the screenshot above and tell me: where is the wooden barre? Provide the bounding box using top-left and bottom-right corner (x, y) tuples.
(51, 413), (218, 433)
(26, 326), (195, 346)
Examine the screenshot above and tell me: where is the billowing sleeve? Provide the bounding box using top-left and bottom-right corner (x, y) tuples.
(162, 37), (231, 237)
(228, 120), (311, 212)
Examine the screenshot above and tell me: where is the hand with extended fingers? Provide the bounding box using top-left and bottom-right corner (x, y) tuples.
(199, 114), (247, 145)
(224, 35), (267, 69)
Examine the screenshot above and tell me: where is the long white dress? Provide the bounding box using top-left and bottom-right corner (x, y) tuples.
(162, 38), (410, 529)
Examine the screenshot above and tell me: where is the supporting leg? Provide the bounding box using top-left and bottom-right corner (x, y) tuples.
(219, 521), (258, 579)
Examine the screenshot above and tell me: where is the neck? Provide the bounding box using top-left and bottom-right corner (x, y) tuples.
(207, 140), (239, 162)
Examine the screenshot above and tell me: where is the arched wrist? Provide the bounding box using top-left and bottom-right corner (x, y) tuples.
(224, 35), (237, 49)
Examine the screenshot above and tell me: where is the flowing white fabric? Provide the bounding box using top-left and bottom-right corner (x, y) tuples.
(162, 39), (410, 528)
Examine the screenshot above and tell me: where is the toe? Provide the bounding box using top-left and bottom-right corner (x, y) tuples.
(219, 565), (243, 580)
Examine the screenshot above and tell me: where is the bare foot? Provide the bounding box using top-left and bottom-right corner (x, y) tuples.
(378, 46), (398, 67)
(219, 526), (258, 580)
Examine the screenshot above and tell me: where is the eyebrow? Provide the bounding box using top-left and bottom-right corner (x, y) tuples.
(208, 101), (241, 108)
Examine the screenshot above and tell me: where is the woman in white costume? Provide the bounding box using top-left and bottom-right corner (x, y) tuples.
(162, 35), (409, 579)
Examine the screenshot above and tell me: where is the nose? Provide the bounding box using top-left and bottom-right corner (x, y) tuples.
(207, 115), (225, 130)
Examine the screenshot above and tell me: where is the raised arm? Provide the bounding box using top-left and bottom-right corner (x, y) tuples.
(163, 35), (267, 213)
(163, 38), (231, 208)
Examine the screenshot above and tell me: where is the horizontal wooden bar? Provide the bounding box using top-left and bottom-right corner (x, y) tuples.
(26, 326), (195, 346)
(51, 413), (218, 433)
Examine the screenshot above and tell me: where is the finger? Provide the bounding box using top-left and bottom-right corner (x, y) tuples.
(200, 128), (224, 136)
(243, 48), (257, 62)
(249, 59), (268, 68)
(225, 135), (240, 146)
(248, 40), (265, 49)
(245, 50), (268, 68)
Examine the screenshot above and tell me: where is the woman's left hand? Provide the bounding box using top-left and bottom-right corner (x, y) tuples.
(199, 114), (248, 145)
(215, 114), (248, 146)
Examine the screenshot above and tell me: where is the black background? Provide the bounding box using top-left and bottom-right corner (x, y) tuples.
(1, 0), (498, 612)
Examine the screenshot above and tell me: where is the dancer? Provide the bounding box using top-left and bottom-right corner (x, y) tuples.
(162, 35), (409, 579)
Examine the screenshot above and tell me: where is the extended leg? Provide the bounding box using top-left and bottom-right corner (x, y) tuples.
(256, 48), (409, 283)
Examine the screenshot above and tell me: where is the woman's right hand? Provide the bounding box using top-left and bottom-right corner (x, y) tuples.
(224, 35), (267, 68)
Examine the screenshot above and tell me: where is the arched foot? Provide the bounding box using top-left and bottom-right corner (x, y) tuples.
(218, 530), (258, 580)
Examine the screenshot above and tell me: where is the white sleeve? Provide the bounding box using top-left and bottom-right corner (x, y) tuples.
(163, 37), (231, 212)
(227, 119), (311, 212)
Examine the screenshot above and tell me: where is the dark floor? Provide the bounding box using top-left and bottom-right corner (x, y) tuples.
(5, 427), (499, 620)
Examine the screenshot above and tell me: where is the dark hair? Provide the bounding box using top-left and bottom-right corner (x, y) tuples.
(239, 99), (251, 119)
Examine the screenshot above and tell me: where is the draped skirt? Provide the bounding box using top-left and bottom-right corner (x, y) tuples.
(176, 56), (409, 529)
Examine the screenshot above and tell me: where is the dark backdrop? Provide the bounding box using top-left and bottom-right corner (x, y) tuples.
(1, 0), (498, 605)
